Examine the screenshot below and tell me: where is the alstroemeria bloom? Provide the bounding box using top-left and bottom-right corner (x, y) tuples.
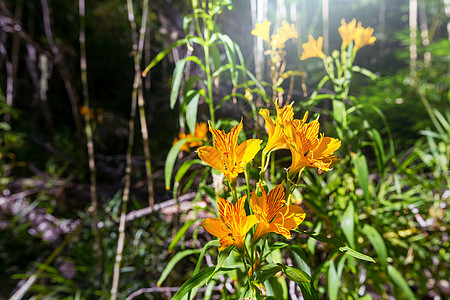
(251, 183), (306, 241)
(270, 21), (298, 50)
(259, 103), (308, 156)
(353, 24), (376, 50)
(300, 35), (325, 60)
(338, 19), (358, 48)
(197, 121), (262, 183)
(338, 19), (376, 50)
(251, 20), (272, 44)
(284, 114), (341, 175)
(173, 122), (208, 152)
(201, 195), (258, 251)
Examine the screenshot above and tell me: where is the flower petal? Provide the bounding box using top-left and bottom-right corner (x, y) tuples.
(235, 139), (262, 166)
(197, 146), (223, 171)
(201, 218), (228, 239)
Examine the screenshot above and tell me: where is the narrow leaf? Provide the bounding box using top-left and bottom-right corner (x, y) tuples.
(170, 58), (187, 109)
(186, 91), (200, 135)
(168, 220), (196, 251)
(328, 260), (339, 300)
(207, 245), (232, 283)
(341, 201), (355, 248)
(387, 265), (416, 300)
(171, 267), (235, 300)
(362, 224), (387, 268)
(142, 39), (186, 76)
(157, 249), (201, 286)
(194, 240), (220, 275)
(165, 139), (188, 190)
(283, 265), (311, 283)
(352, 152), (370, 203)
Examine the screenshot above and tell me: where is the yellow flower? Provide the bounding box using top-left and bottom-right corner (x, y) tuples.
(338, 19), (376, 50)
(300, 35), (325, 60)
(338, 19), (357, 48)
(260, 102), (308, 155)
(270, 21), (298, 50)
(197, 121), (262, 183)
(201, 195), (258, 251)
(251, 20), (272, 44)
(172, 122), (208, 152)
(284, 113), (341, 175)
(353, 24), (376, 50)
(251, 183), (306, 241)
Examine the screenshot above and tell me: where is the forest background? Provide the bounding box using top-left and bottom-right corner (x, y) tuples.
(0, 0), (449, 299)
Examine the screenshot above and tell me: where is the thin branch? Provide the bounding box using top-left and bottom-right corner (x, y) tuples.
(110, 0), (139, 297)
(125, 192), (197, 222)
(79, 0), (102, 275)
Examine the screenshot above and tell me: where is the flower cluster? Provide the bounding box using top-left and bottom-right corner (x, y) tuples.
(173, 122), (208, 152)
(260, 103), (341, 177)
(197, 104), (340, 252)
(201, 183), (306, 251)
(338, 19), (376, 50)
(251, 20), (298, 51)
(300, 18), (376, 60)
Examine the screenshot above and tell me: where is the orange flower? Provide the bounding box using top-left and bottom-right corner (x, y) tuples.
(353, 24), (376, 50)
(338, 19), (376, 50)
(284, 113), (341, 175)
(251, 20), (272, 44)
(338, 19), (357, 48)
(251, 183), (306, 241)
(300, 35), (325, 60)
(172, 122), (208, 152)
(201, 195), (258, 251)
(270, 21), (298, 50)
(260, 102), (307, 155)
(197, 121), (262, 182)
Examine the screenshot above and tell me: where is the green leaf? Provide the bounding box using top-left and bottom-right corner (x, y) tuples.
(216, 33), (238, 85)
(369, 129), (386, 175)
(175, 159), (205, 184)
(298, 281), (320, 300)
(387, 265), (416, 300)
(142, 39), (186, 76)
(170, 58), (187, 109)
(362, 224), (387, 268)
(294, 229), (375, 262)
(328, 260), (339, 300)
(194, 240), (220, 275)
(352, 152), (370, 203)
(207, 245), (233, 283)
(283, 265), (311, 283)
(338, 246), (375, 263)
(157, 249), (201, 286)
(341, 201), (355, 248)
(186, 91), (200, 135)
(165, 139), (188, 190)
(256, 264), (283, 284)
(171, 267), (235, 300)
(288, 245), (311, 276)
(168, 220), (196, 251)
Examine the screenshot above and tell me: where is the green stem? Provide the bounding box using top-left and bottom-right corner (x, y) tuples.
(203, 41), (215, 127)
(230, 179), (238, 204)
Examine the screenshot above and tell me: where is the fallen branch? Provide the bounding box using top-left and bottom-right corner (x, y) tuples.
(125, 192), (197, 222)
